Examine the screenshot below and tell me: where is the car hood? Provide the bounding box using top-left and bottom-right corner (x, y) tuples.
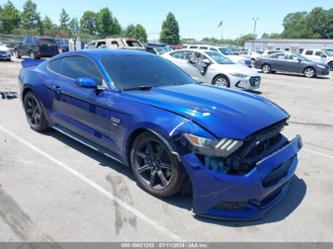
(214, 64), (259, 76)
(123, 84), (288, 139)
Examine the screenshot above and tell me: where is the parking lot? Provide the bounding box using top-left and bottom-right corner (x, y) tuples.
(0, 59), (333, 242)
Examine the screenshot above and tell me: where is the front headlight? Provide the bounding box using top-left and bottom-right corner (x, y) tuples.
(184, 133), (243, 157)
(230, 72), (248, 78)
(317, 65), (326, 69)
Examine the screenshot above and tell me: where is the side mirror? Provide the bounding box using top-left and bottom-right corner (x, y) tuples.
(298, 58), (302, 63)
(75, 77), (97, 88)
(202, 58), (211, 65)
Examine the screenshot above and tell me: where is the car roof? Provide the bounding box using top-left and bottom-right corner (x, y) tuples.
(54, 49), (152, 61)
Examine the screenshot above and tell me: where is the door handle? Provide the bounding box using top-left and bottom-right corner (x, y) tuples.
(52, 85), (62, 95)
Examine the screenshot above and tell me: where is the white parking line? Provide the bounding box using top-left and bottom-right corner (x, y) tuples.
(304, 149), (333, 160)
(0, 125), (184, 242)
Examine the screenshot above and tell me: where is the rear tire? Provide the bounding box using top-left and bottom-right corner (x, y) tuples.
(261, 64), (271, 74)
(130, 131), (185, 198)
(304, 67), (316, 78)
(212, 75), (230, 87)
(29, 50), (36, 59)
(329, 61), (333, 71)
(14, 49), (21, 59)
(23, 91), (49, 132)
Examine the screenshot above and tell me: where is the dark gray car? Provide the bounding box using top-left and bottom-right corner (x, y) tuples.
(254, 52), (330, 78)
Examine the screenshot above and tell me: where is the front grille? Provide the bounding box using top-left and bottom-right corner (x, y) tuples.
(0, 51), (6, 55)
(224, 120), (288, 175)
(249, 76), (260, 86)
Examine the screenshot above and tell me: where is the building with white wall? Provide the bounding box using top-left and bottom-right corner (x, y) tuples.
(245, 39), (333, 52)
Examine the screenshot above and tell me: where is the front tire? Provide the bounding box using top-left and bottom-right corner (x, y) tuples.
(130, 131), (184, 198)
(23, 91), (49, 132)
(29, 50), (36, 59)
(304, 67), (315, 78)
(329, 61), (333, 71)
(212, 75), (230, 87)
(261, 64), (271, 74)
(14, 49), (21, 59)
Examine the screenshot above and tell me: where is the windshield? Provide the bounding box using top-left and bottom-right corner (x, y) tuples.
(294, 53), (311, 61)
(205, 51), (234, 64)
(38, 38), (57, 46)
(219, 47), (235, 55)
(101, 54), (195, 90)
(325, 50), (333, 56)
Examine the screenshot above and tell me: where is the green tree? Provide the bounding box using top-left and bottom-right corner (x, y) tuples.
(80, 11), (97, 36)
(307, 7), (330, 38)
(160, 12), (180, 45)
(134, 24), (147, 42)
(21, 0), (41, 31)
(69, 18), (80, 38)
(41, 15), (57, 35)
(125, 24), (136, 37)
(0, 1), (21, 33)
(281, 11), (310, 38)
(112, 17), (121, 35)
(97, 7), (113, 37)
(59, 8), (70, 31)
(42, 16), (53, 31)
(234, 33), (256, 46)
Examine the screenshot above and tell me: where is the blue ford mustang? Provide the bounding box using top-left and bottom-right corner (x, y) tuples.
(19, 49), (302, 220)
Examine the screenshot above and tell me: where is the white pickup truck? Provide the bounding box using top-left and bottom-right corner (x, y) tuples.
(301, 49), (333, 70)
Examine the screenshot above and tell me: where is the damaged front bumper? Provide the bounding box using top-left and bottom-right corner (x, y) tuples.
(181, 135), (302, 220)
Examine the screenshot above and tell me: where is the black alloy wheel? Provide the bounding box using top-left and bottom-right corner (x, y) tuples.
(130, 132), (184, 198)
(23, 91), (49, 131)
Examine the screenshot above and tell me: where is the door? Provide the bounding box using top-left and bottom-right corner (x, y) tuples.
(268, 52), (286, 71)
(47, 55), (120, 154)
(283, 53), (302, 73)
(187, 52), (211, 83)
(18, 37), (29, 55)
(167, 50), (192, 74)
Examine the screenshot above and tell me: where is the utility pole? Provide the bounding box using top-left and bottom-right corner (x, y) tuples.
(252, 17), (259, 51)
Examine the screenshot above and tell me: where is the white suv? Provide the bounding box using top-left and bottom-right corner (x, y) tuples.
(186, 44), (252, 67)
(301, 49), (333, 70)
(85, 37), (145, 50)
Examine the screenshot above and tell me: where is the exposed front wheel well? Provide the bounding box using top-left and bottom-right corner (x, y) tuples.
(22, 87), (32, 100)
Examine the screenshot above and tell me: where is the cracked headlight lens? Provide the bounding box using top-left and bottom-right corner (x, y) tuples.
(184, 134), (243, 157)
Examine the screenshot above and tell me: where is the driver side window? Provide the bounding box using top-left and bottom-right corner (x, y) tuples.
(49, 56), (103, 85)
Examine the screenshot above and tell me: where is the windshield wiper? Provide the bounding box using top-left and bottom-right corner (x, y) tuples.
(122, 85), (154, 91)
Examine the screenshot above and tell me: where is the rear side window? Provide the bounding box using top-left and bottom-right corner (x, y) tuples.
(126, 40), (142, 47)
(170, 51), (190, 60)
(38, 38), (57, 46)
(270, 53), (285, 59)
(209, 48), (218, 52)
(111, 41), (119, 47)
(189, 46), (198, 49)
(97, 41), (106, 48)
(305, 50), (313, 55)
(199, 46), (208, 50)
(48, 58), (63, 74)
